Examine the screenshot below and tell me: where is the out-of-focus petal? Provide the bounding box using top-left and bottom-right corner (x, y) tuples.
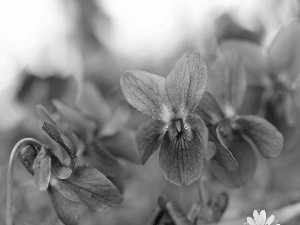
(207, 51), (247, 113)
(210, 121), (239, 171)
(194, 92), (224, 126)
(211, 133), (257, 188)
(233, 115), (283, 158)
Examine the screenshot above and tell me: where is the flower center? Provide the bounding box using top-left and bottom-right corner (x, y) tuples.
(167, 119), (193, 149)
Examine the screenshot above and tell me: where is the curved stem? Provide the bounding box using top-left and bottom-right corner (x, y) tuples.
(6, 138), (42, 225)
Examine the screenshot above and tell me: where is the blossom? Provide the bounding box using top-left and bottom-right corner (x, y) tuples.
(244, 210), (280, 225)
(120, 50), (208, 185)
(195, 52), (283, 187)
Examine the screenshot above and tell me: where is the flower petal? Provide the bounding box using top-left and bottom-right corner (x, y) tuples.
(48, 186), (79, 225)
(207, 51), (247, 112)
(159, 116), (206, 185)
(211, 133), (257, 188)
(247, 217), (256, 225)
(210, 121), (239, 171)
(260, 210), (267, 224)
(33, 146), (51, 191)
(195, 91), (225, 125)
(233, 115), (283, 158)
(268, 20), (300, 81)
(253, 210), (260, 224)
(121, 70), (171, 121)
(135, 120), (167, 164)
(219, 40), (268, 86)
(265, 215), (275, 225)
(165, 50), (207, 117)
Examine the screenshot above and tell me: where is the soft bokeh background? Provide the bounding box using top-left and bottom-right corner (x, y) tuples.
(1, 0), (300, 224)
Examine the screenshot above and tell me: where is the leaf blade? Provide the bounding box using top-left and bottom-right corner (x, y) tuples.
(48, 186), (79, 225)
(63, 165), (123, 211)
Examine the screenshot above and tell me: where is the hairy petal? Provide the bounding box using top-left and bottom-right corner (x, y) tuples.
(136, 120), (167, 164)
(233, 115), (283, 158)
(48, 186), (79, 225)
(195, 92), (224, 125)
(121, 70), (171, 121)
(159, 117), (206, 185)
(165, 50), (207, 117)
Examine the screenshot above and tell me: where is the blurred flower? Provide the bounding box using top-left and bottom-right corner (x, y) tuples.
(195, 51), (283, 187)
(244, 210), (279, 225)
(120, 50), (208, 186)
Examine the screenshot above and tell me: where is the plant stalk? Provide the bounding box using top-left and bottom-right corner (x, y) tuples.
(6, 138), (42, 225)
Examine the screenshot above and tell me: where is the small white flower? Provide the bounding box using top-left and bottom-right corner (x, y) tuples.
(244, 210), (280, 225)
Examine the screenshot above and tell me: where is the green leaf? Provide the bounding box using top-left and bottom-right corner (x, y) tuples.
(210, 121), (238, 171)
(207, 51), (247, 113)
(219, 40), (268, 86)
(33, 146), (51, 191)
(100, 128), (141, 163)
(77, 82), (111, 123)
(233, 115), (283, 158)
(211, 133), (257, 188)
(165, 50), (207, 117)
(159, 114), (206, 185)
(59, 165), (123, 211)
(121, 70), (171, 121)
(268, 20), (300, 81)
(135, 120), (167, 164)
(195, 91), (224, 126)
(48, 186), (79, 225)
(42, 122), (77, 172)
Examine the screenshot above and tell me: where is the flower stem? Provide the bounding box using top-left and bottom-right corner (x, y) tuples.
(6, 138), (42, 225)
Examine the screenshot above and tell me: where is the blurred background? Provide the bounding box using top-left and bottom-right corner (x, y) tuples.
(1, 0), (300, 224)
